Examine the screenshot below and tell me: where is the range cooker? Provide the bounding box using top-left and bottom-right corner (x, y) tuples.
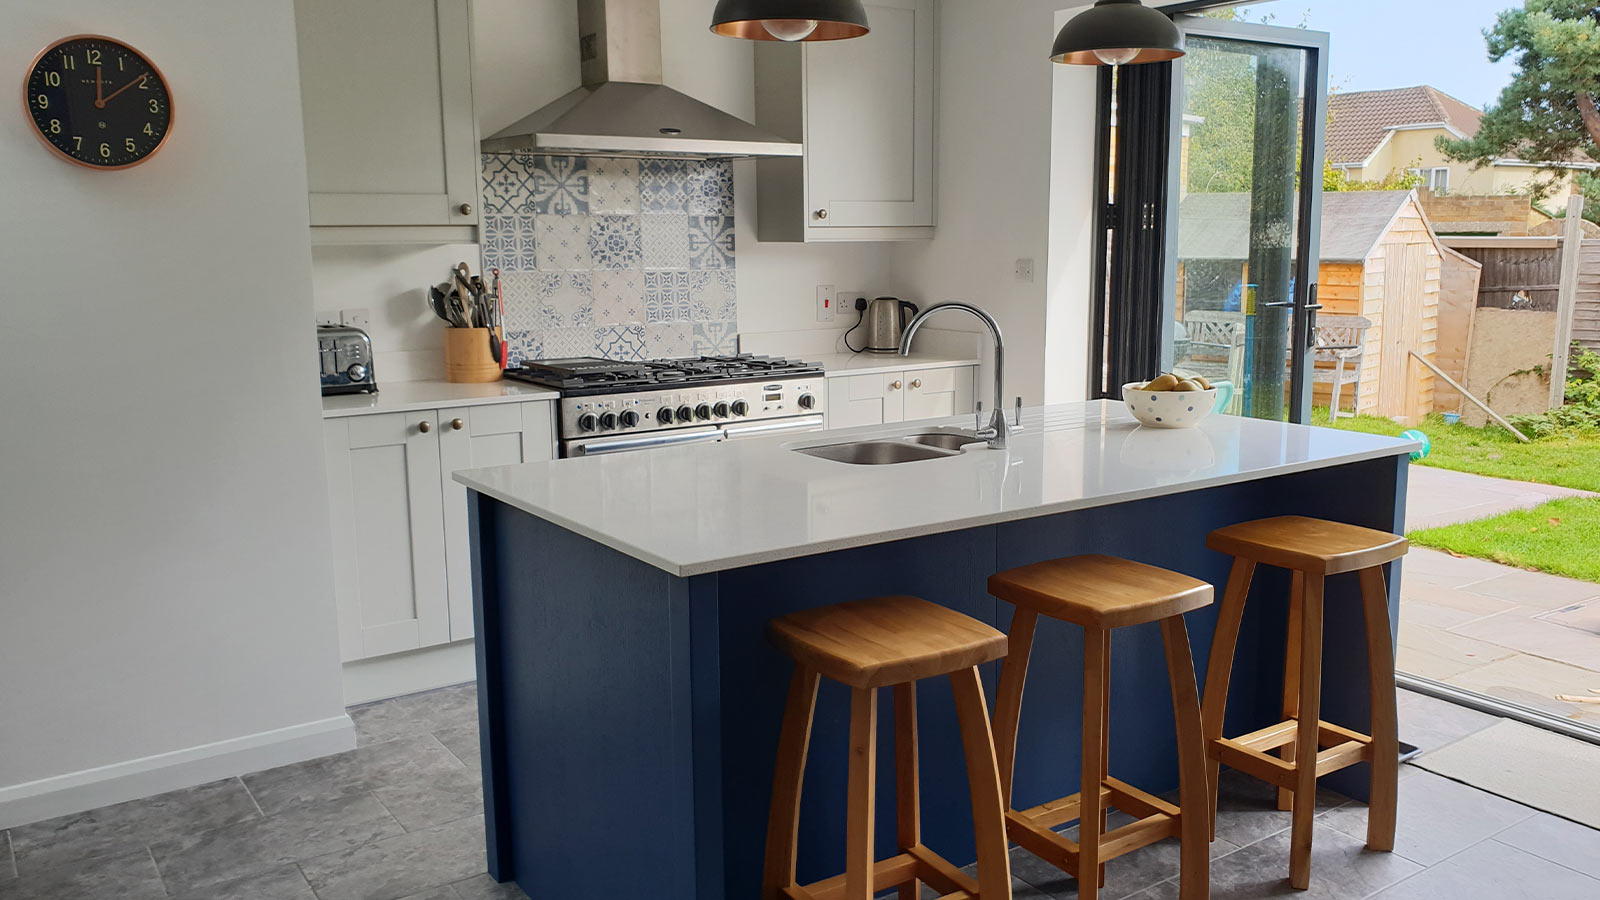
(504, 354), (827, 456)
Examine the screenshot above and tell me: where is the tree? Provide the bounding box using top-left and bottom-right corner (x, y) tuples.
(1323, 160), (1426, 192)
(1438, 1), (1600, 201)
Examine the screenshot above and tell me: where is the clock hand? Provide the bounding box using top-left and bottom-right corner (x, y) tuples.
(98, 73), (148, 107)
(95, 66), (104, 107)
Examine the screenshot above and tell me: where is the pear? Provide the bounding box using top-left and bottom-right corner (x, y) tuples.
(1144, 373), (1180, 392)
(1173, 379), (1201, 392)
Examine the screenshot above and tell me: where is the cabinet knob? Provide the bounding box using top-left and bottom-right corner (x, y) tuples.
(451, 418), (465, 431)
(418, 421), (432, 433)
(910, 378), (922, 389)
(458, 202), (473, 216)
(889, 380), (902, 391)
(814, 208), (828, 220)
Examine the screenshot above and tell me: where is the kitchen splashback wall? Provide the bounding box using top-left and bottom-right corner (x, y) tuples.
(481, 153), (739, 362)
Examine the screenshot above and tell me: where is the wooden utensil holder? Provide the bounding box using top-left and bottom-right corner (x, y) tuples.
(444, 327), (503, 383)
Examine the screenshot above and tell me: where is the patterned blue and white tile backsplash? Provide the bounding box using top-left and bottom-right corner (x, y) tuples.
(480, 154), (738, 363)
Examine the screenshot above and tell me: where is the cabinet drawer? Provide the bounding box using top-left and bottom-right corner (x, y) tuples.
(907, 367), (957, 394)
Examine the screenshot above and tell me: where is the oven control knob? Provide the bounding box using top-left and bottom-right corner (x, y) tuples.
(694, 403), (713, 421)
(619, 410), (640, 429)
(713, 401), (730, 418)
(731, 400), (749, 417)
(676, 405), (694, 423)
(598, 412), (618, 431)
(656, 407), (676, 425)
(797, 393), (816, 410)
(577, 413), (598, 432)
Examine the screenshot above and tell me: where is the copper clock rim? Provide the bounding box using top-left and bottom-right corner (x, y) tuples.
(23, 33), (175, 171)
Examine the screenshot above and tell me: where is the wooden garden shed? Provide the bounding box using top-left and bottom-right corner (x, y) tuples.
(1176, 189), (1462, 421)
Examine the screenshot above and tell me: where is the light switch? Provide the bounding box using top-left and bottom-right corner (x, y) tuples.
(1014, 258), (1035, 283)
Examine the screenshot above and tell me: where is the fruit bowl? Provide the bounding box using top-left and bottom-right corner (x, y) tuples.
(1121, 377), (1233, 429)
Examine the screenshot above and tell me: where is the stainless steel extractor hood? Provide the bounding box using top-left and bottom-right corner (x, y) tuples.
(482, 0), (803, 160)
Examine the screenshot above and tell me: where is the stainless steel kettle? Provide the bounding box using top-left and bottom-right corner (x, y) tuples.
(862, 297), (920, 353)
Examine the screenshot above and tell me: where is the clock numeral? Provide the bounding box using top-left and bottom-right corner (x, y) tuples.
(48, 119), (61, 134)
(44, 71), (61, 87)
(100, 142), (111, 159)
(86, 49), (101, 65)
(125, 138), (137, 153)
(143, 123), (154, 136)
(139, 78), (150, 90)
(148, 99), (160, 114)
(35, 94), (49, 110)
(62, 55), (77, 70)
(72, 136), (82, 150)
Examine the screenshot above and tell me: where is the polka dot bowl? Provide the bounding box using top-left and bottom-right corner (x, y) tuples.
(1121, 381), (1220, 429)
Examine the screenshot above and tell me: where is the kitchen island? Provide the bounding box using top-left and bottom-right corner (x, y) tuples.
(454, 403), (1416, 899)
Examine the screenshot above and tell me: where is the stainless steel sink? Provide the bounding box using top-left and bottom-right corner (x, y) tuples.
(792, 431), (982, 465)
(795, 440), (959, 465)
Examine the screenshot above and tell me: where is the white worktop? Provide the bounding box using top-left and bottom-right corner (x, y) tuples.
(808, 351), (981, 377)
(454, 402), (1417, 577)
(322, 379), (558, 418)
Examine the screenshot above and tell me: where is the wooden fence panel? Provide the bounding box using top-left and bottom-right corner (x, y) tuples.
(1455, 246), (1562, 310)
(1577, 239), (1600, 351)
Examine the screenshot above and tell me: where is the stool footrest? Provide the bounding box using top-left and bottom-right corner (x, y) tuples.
(1212, 718), (1376, 790)
(784, 844), (978, 900)
(1004, 778), (1185, 876)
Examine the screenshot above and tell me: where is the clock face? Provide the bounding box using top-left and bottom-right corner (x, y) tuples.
(24, 35), (173, 169)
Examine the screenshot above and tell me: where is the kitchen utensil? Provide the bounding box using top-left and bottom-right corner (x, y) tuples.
(454, 269), (476, 328)
(1120, 380), (1233, 429)
(861, 297), (921, 353)
(492, 268), (506, 368)
(429, 285), (456, 324)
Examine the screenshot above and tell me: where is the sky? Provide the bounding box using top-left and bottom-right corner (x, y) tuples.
(1228, 0), (1521, 109)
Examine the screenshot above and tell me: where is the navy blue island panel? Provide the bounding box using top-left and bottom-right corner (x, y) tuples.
(467, 455), (1407, 900)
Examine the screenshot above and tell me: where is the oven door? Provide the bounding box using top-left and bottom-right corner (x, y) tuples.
(720, 414), (827, 440)
(565, 426), (722, 457)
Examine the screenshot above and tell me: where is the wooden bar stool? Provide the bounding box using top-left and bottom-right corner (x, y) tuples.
(988, 555), (1214, 900)
(1201, 516), (1407, 890)
(763, 595), (1013, 900)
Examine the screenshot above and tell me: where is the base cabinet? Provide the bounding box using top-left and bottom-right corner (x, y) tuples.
(324, 400), (553, 663)
(825, 366), (975, 428)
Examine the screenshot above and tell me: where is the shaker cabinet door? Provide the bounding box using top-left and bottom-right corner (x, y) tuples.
(295, 0), (479, 228)
(323, 411), (450, 662)
(826, 372), (907, 427)
(438, 401), (556, 641)
(902, 366), (976, 422)
(804, 0), (935, 229)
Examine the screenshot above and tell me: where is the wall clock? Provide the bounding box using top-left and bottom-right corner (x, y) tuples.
(24, 35), (173, 169)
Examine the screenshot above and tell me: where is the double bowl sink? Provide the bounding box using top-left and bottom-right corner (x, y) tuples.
(793, 430), (984, 465)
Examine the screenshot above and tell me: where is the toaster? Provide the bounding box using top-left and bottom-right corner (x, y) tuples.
(318, 325), (378, 395)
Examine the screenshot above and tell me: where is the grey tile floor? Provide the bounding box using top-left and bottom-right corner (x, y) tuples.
(3, 684), (1597, 899)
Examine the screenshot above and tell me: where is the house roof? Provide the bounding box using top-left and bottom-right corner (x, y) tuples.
(1326, 86), (1481, 166)
(1176, 190), (1416, 263)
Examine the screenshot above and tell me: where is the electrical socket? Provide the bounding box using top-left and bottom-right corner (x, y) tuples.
(315, 309), (340, 327)
(341, 308), (371, 328)
(815, 285), (837, 323)
(1014, 258), (1035, 283)
(838, 291), (863, 315)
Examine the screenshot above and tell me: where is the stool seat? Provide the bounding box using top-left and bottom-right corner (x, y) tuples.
(1207, 515), (1406, 575)
(988, 554), (1212, 628)
(769, 595), (1007, 689)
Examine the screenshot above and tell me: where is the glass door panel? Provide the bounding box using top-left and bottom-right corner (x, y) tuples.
(1165, 18), (1328, 422)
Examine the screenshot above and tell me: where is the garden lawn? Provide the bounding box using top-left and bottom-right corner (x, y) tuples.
(1312, 410), (1600, 493)
(1409, 497), (1600, 583)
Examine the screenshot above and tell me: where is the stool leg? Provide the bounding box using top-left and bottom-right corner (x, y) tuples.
(1097, 635), (1111, 891)
(1277, 572), (1306, 813)
(1359, 566), (1400, 853)
(1079, 625), (1110, 900)
(1201, 558), (1256, 840)
(950, 666), (1012, 900)
(894, 682), (921, 900)
(1161, 615), (1211, 900)
(1288, 575), (1325, 891)
(993, 607), (1039, 804)
(763, 666), (821, 900)
(845, 686), (879, 900)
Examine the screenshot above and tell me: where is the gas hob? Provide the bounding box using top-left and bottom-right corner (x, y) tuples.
(504, 355), (828, 455)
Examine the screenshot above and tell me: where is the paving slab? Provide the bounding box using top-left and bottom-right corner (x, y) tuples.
(1406, 466), (1595, 530)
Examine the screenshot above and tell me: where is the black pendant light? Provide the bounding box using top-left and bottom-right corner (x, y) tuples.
(710, 0), (869, 42)
(1051, 0), (1184, 66)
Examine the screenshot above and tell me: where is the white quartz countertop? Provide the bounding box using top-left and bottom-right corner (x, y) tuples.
(454, 401), (1418, 577)
(809, 351), (980, 377)
(322, 379), (558, 418)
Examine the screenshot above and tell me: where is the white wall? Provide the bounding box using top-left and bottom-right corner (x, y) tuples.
(0, 0), (350, 826)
